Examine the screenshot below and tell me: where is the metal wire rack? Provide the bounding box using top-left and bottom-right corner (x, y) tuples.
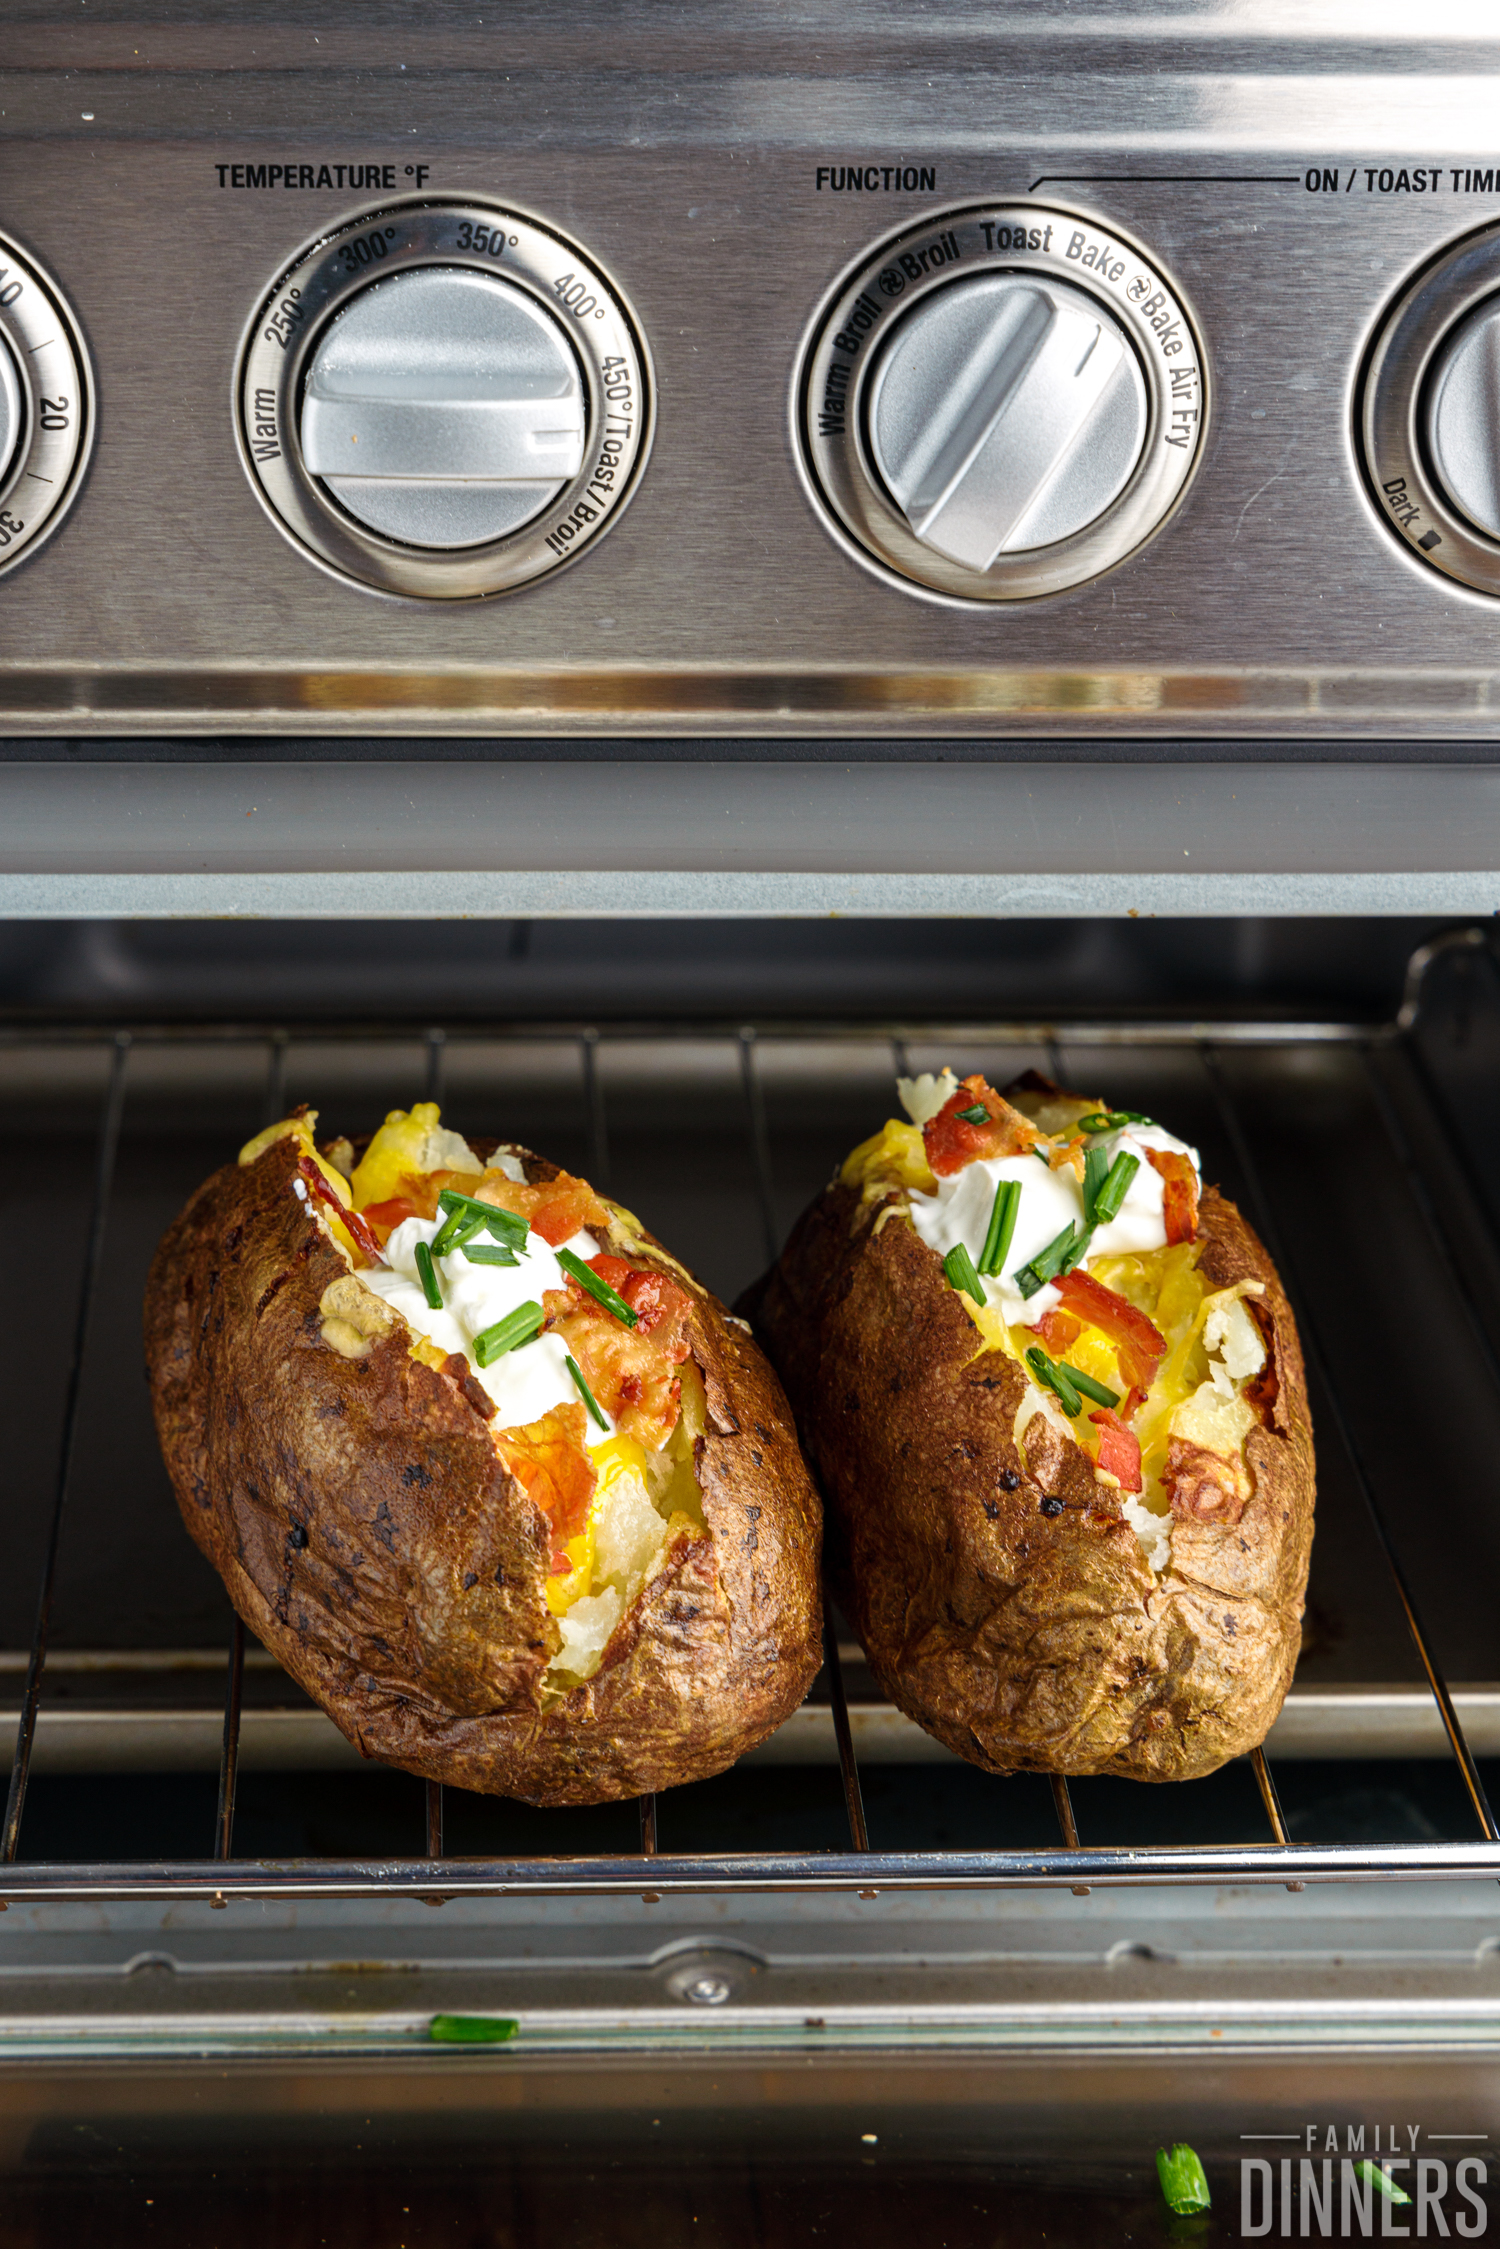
(5, 930), (1500, 1902)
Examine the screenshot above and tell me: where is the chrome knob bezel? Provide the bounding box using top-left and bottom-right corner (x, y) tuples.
(0, 227), (95, 582)
(235, 197), (653, 601)
(1360, 220), (1500, 598)
(793, 202), (1208, 606)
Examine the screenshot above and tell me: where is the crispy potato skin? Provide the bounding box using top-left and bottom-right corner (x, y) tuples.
(743, 1180), (1313, 1781)
(145, 1137), (822, 1805)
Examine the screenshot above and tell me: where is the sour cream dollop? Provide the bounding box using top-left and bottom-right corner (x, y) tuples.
(362, 1213), (614, 1440)
(907, 1121), (1201, 1327)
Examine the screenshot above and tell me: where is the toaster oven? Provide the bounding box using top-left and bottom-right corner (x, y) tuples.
(6, 0), (1500, 2237)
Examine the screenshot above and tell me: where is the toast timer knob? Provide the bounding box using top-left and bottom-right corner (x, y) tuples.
(238, 199), (653, 599)
(796, 204), (1207, 602)
(1359, 219), (1500, 595)
(1423, 297), (1500, 540)
(0, 328), (21, 490)
(0, 226), (95, 579)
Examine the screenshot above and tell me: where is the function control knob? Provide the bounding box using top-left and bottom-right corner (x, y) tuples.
(300, 267), (586, 551)
(867, 272), (1148, 570)
(1359, 220), (1500, 597)
(238, 200), (653, 600)
(0, 226), (94, 580)
(796, 204), (1207, 603)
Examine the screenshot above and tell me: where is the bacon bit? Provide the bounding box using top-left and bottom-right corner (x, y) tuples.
(1053, 1268), (1166, 1389)
(528, 1185), (599, 1246)
(558, 1255), (694, 1356)
(1147, 1147), (1200, 1244)
(469, 1167), (612, 1249)
(494, 1404), (596, 1571)
(552, 1270), (694, 1450)
(1089, 1408), (1142, 1493)
(586, 1254), (635, 1296)
(620, 1268), (692, 1345)
(359, 1194), (424, 1243)
(923, 1075), (1042, 1178)
(1036, 1308), (1083, 1356)
(298, 1155), (385, 1264)
(1117, 1383), (1147, 1427)
(1164, 1435), (1251, 1526)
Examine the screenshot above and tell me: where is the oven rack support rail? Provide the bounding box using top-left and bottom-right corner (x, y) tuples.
(3, 930), (1498, 1904)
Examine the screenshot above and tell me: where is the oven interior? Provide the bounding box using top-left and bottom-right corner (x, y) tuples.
(2, 907), (1500, 2231)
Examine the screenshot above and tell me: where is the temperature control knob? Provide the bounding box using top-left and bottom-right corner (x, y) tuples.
(797, 203), (1206, 602)
(239, 200), (652, 600)
(300, 266), (586, 551)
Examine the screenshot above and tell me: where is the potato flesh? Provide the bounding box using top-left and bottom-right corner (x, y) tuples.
(348, 1102), (485, 1210)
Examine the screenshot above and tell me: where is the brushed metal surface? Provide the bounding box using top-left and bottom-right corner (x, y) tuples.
(0, 758), (1496, 917)
(5, 2), (1500, 729)
(8, 1686), (1499, 1773)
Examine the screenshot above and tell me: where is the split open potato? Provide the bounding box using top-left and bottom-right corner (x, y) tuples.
(742, 1069), (1314, 1782)
(145, 1104), (822, 1806)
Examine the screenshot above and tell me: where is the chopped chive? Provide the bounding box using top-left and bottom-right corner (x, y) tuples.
(1058, 1226), (1092, 1276)
(435, 1189), (529, 1259)
(1025, 1345), (1083, 1417)
(1076, 1107), (1155, 1135)
(1091, 1149), (1140, 1226)
(977, 1178), (1020, 1277)
(414, 1239), (444, 1311)
(431, 1207), (486, 1259)
(1032, 1146), (1053, 1167)
(1156, 2145), (1211, 2217)
(462, 1241), (520, 1267)
(955, 1102), (991, 1125)
(1014, 1220), (1092, 1299)
(565, 1352), (610, 1431)
(472, 1300), (544, 1368)
(942, 1242), (986, 1305)
(1082, 1143), (1111, 1225)
(1354, 2161), (1410, 2207)
(1060, 1362), (1120, 1410)
(429, 2013), (519, 2045)
(557, 1246), (638, 1327)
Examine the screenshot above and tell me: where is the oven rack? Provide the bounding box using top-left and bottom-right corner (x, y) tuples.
(4, 930), (1500, 1902)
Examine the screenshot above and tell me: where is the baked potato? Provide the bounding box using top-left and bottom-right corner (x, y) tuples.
(145, 1103), (822, 1806)
(742, 1069), (1314, 1782)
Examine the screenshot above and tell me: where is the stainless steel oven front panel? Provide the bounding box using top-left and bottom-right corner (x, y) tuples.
(6, 3), (1500, 736)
